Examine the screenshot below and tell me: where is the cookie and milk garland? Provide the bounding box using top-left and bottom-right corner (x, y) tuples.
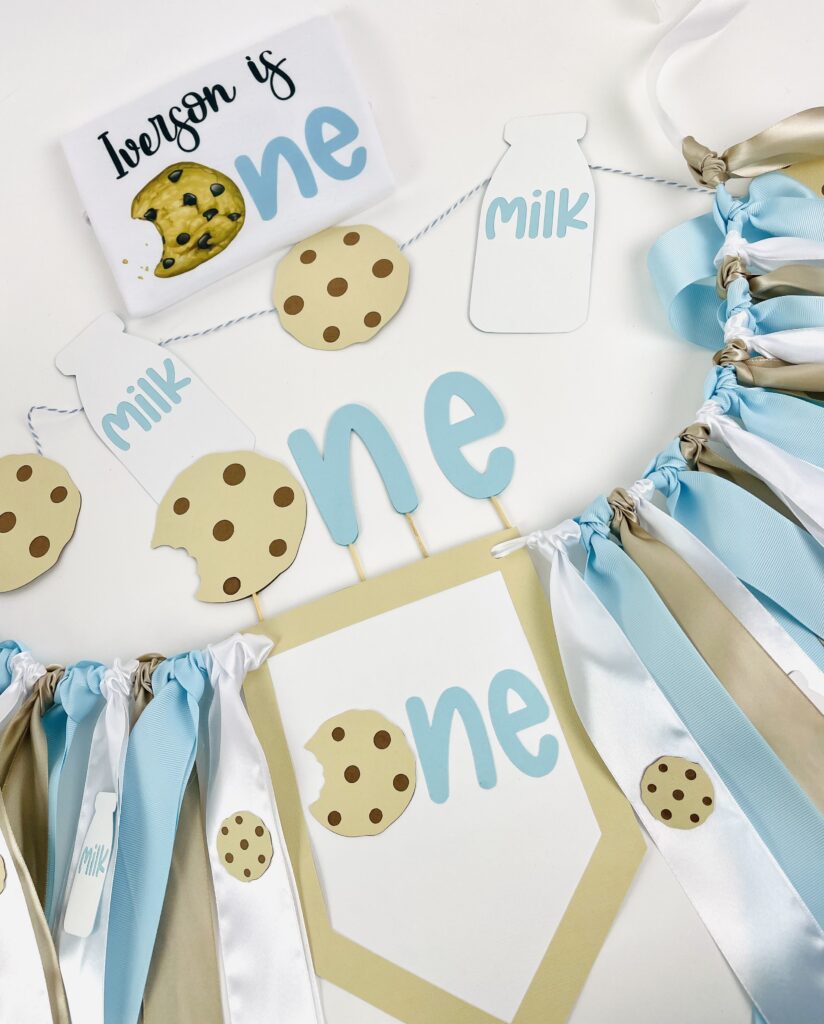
(4, 3), (824, 1024)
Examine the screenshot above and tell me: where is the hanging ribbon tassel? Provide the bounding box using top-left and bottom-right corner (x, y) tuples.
(0, 645), (45, 734)
(105, 651), (210, 1024)
(55, 659), (137, 1024)
(522, 522), (824, 1024)
(203, 633), (325, 1024)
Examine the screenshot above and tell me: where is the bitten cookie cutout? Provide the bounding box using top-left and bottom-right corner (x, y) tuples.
(274, 225), (410, 351)
(307, 710), (417, 837)
(0, 455), (81, 593)
(641, 756), (715, 830)
(131, 162), (245, 278)
(216, 811), (274, 882)
(152, 451), (306, 603)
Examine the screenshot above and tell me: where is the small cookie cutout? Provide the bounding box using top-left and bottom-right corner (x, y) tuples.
(0, 853), (5, 895)
(0, 454), (81, 593)
(131, 162), (245, 278)
(216, 811), (274, 882)
(274, 225), (410, 351)
(641, 756), (715, 830)
(306, 709), (417, 837)
(152, 450), (306, 603)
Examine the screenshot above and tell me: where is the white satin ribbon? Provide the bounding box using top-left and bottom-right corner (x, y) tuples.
(717, 229), (824, 274)
(204, 633), (325, 1024)
(725, 312), (824, 362)
(56, 658), (136, 1024)
(697, 398), (824, 546)
(627, 481), (824, 709)
(0, 651), (46, 734)
(646, 0), (747, 149)
(518, 520), (824, 1024)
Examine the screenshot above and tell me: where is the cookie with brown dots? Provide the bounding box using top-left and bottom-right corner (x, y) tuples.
(306, 710), (417, 837)
(152, 450), (306, 603)
(0, 455), (81, 593)
(131, 162), (245, 278)
(641, 756), (715, 830)
(216, 811), (274, 882)
(274, 225), (410, 351)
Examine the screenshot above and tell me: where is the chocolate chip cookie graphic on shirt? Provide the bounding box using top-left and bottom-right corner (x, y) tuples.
(216, 811), (274, 882)
(0, 455), (81, 593)
(641, 756), (715, 830)
(152, 451), (306, 603)
(274, 226), (410, 351)
(131, 162), (245, 278)
(306, 710), (417, 837)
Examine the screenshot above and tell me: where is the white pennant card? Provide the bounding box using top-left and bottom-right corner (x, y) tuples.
(56, 313), (254, 502)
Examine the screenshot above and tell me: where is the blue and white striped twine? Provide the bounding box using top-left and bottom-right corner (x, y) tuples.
(25, 165), (711, 454)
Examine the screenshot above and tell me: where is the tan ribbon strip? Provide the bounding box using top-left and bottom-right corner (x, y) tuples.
(609, 488), (824, 816)
(748, 263), (824, 301)
(131, 654), (164, 728)
(142, 769), (224, 1024)
(683, 107), (824, 187)
(0, 789), (70, 1023)
(679, 422), (802, 524)
(0, 666), (64, 906)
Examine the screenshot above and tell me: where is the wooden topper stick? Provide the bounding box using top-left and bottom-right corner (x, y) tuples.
(348, 543), (367, 582)
(489, 495), (513, 530)
(405, 512), (430, 558)
(252, 592), (264, 623)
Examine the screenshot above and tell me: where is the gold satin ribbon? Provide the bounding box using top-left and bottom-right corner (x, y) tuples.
(679, 422), (801, 524)
(715, 341), (824, 396)
(747, 263), (824, 301)
(683, 106), (824, 187)
(608, 488), (824, 817)
(0, 665), (64, 905)
(133, 656), (224, 1024)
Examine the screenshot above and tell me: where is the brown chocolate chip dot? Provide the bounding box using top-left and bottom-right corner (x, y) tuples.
(373, 730), (391, 749)
(269, 539), (287, 557)
(328, 811), (342, 826)
(661, 808), (672, 820)
(364, 311), (382, 328)
(283, 295), (304, 315)
(343, 231), (360, 245)
(323, 326), (341, 344)
(225, 852), (234, 863)
(223, 577), (241, 596)
(327, 277), (348, 297)
(685, 768), (697, 780)
(223, 463), (246, 485)
(331, 727), (345, 741)
(672, 789), (684, 801)
(258, 854), (266, 864)
(240, 839), (249, 850)
(0, 512), (15, 533)
(344, 765), (361, 783)
(690, 813), (700, 823)
(273, 486), (294, 507)
(235, 815), (243, 825)
(173, 497), (190, 515)
(393, 774), (409, 792)
(213, 519), (234, 541)
(255, 825), (264, 837)
(369, 808), (383, 824)
(244, 868), (251, 878)
(300, 249), (316, 264)
(16, 465), (32, 482)
(372, 259), (394, 278)
(658, 762), (669, 773)
(29, 536), (50, 558)
(50, 486), (68, 504)
(221, 826), (229, 835)
(703, 796), (713, 806)
(647, 783), (657, 793)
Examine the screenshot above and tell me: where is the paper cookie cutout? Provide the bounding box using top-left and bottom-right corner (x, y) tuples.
(641, 756), (715, 830)
(152, 450), (306, 603)
(0, 455), (81, 593)
(0, 853), (5, 895)
(274, 225), (410, 351)
(306, 710), (417, 837)
(216, 811), (274, 882)
(132, 162), (245, 278)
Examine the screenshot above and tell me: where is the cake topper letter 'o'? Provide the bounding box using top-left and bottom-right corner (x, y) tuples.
(152, 450), (306, 603)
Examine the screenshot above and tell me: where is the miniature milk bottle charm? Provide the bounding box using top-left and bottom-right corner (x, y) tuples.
(470, 113), (594, 333)
(56, 313), (254, 501)
(63, 791), (117, 938)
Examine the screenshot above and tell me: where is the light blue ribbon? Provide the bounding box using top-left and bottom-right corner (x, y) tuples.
(575, 497), (824, 931)
(104, 649), (211, 1024)
(0, 640), (23, 690)
(43, 659), (107, 924)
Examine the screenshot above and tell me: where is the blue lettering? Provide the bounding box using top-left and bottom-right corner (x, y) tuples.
(235, 137), (318, 221)
(556, 188), (588, 238)
(305, 105), (366, 181)
(485, 196), (527, 239)
(488, 670), (558, 778)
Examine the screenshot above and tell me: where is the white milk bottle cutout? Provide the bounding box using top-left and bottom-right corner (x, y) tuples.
(63, 791), (117, 938)
(56, 313), (254, 501)
(470, 113), (594, 333)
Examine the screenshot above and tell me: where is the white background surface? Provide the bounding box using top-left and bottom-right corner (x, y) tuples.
(4, 0), (819, 1020)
